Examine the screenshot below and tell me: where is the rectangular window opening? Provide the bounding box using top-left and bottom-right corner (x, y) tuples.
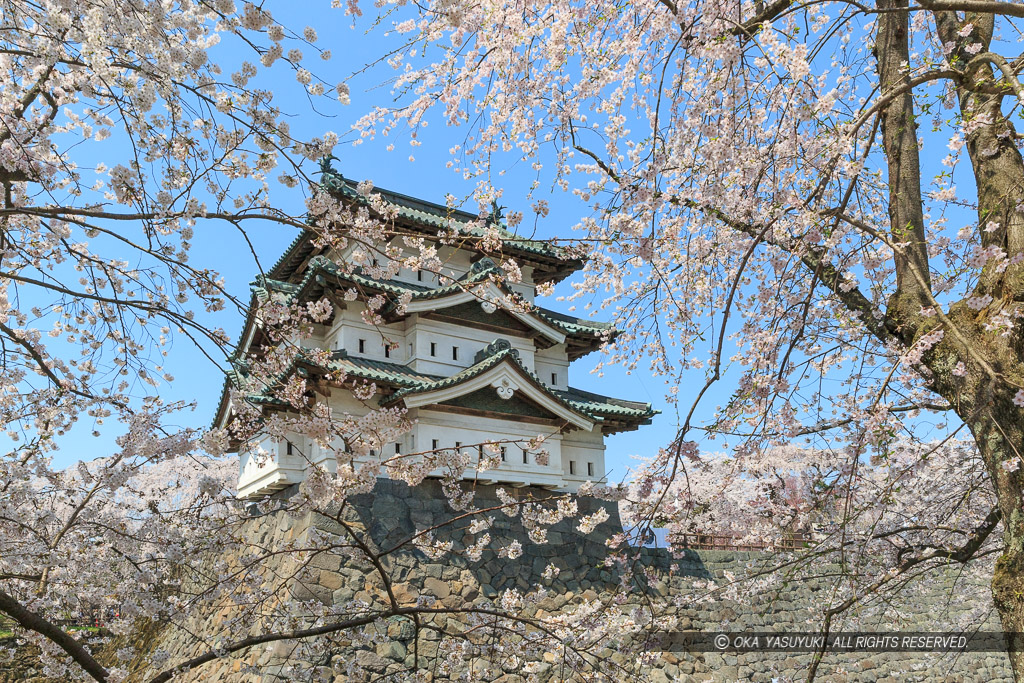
(358, 339), (366, 353)
(430, 342), (436, 357)
(286, 441), (293, 456)
(569, 461), (576, 476)
(452, 346), (459, 361)
(417, 270), (424, 281)
(395, 443), (401, 455)
(551, 372), (558, 386)
(455, 441), (462, 451)
(432, 439), (439, 450)
(384, 345), (390, 358)
(522, 449), (528, 465)
(587, 462), (594, 477)
(500, 447), (507, 462)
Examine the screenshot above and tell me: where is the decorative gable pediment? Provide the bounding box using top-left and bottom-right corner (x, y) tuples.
(385, 347), (596, 431)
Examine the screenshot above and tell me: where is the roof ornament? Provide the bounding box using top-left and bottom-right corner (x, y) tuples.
(318, 155), (339, 177)
(318, 156), (346, 192)
(480, 300), (497, 314)
(489, 198), (504, 225)
(474, 338), (518, 364)
(470, 257), (504, 276)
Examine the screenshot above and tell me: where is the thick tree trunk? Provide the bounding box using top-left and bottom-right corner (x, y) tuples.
(969, 406), (1024, 675)
(875, 5), (1024, 678)
(935, 12), (1024, 674)
(924, 304), (1024, 675)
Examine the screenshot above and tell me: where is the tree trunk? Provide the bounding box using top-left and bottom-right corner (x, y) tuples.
(875, 4), (1024, 677)
(970, 405), (1024, 675)
(924, 306), (1024, 675)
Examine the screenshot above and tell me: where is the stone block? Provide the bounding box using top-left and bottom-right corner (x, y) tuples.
(423, 577), (451, 599)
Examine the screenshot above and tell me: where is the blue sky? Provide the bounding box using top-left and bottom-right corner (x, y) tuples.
(25, 1), (688, 482)
(22, 1), (978, 480)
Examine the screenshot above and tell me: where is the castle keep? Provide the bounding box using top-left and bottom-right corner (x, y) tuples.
(214, 169), (656, 498)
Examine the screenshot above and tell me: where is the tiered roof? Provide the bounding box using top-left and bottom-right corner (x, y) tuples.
(216, 342), (655, 436)
(268, 165), (585, 286)
(251, 256), (614, 359)
(213, 170), (657, 439)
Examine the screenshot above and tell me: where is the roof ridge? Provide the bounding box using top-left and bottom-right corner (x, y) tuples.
(317, 165), (579, 264)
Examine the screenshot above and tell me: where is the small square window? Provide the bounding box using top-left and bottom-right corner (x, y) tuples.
(370, 449), (376, 457)
(452, 346), (459, 361)
(430, 342), (436, 357)
(587, 462), (594, 477)
(569, 461), (576, 475)
(358, 339), (366, 353)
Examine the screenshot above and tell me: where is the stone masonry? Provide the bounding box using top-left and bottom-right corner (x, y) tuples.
(131, 479), (1013, 682)
(1, 478), (1014, 682)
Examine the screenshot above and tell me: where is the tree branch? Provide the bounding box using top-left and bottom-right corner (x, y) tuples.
(918, 0), (1024, 18)
(0, 588), (110, 682)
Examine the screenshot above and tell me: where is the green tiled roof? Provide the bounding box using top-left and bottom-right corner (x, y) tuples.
(215, 341), (656, 433)
(325, 353), (443, 387)
(266, 163), (584, 284)
(257, 256), (493, 302)
(554, 386), (656, 419)
(320, 168), (573, 264)
(384, 343), (656, 426)
(535, 307), (615, 337)
(252, 256), (615, 343)
(387, 346), (524, 403)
